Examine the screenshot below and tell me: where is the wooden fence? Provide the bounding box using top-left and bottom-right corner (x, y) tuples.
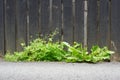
(0, 0), (120, 57)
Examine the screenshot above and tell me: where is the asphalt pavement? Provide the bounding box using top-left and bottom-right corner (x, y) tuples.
(0, 59), (120, 80)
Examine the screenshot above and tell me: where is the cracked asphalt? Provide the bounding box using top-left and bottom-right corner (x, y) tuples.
(0, 59), (120, 80)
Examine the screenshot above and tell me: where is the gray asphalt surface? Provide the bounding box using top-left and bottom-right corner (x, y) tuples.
(0, 60), (120, 80)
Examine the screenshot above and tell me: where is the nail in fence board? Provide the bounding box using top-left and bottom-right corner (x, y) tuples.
(29, 0), (39, 41)
(87, 0), (98, 49)
(99, 0), (109, 47)
(41, 0), (50, 35)
(74, 0), (84, 44)
(63, 0), (73, 44)
(111, 0), (120, 53)
(16, 0), (27, 51)
(0, 0), (4, 55)
(5, 0), (16, 53)
(52, 0), (62, 41)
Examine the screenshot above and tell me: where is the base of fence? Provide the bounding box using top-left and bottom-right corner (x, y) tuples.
(111, 53), (120, 62)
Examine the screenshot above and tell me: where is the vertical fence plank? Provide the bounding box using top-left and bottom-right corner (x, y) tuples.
(0, 0), (4, 55)
(63, 0), (73, 43)
(29, 0), (39, 41)
(111, 0), (120, 54)
(74, 0), (84, 44)
(87, 0), (98, 49)
(5, 0), (16, 53)
(52, 0), (62, 41)
(16, 0), (27, 51)
(41, 0), (50, 35)
(99, 0), (109, 47)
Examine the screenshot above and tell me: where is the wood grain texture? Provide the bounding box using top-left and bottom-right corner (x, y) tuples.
(5, 0), (16, 53)
(52, 0), (62, 41)
(63, 0), (73, 44)
(99, 0), (109, 47)
(111, 0), (120, 53)
(74, 0), (84, 44)
(16, 0), (27, 51)
(0, 0), (4, 55)
(41, 0), (50, 35)
(87, 0), (98, 49)
(29, 0), (39, 41)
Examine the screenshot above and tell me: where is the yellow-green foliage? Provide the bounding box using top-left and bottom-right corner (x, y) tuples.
(5, 32), (114, 63)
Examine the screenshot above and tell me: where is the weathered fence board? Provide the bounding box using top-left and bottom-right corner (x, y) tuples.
(74, 0), (84, 43)
(5, 0), (16, 53)
(99, 0), (109, 47)
(111, 0), (120, 53)
(0, 0), (4, 55)
(16, 0), (27, 51)
(41, 0), (50, 35)
(29, 0), (39, 41)
(52, 0), (62, 41)
(87, 0), (98, 49)
(63, 0), (73, 43)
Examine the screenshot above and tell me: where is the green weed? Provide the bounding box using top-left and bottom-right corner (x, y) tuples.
(4, 31), (114, 63)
